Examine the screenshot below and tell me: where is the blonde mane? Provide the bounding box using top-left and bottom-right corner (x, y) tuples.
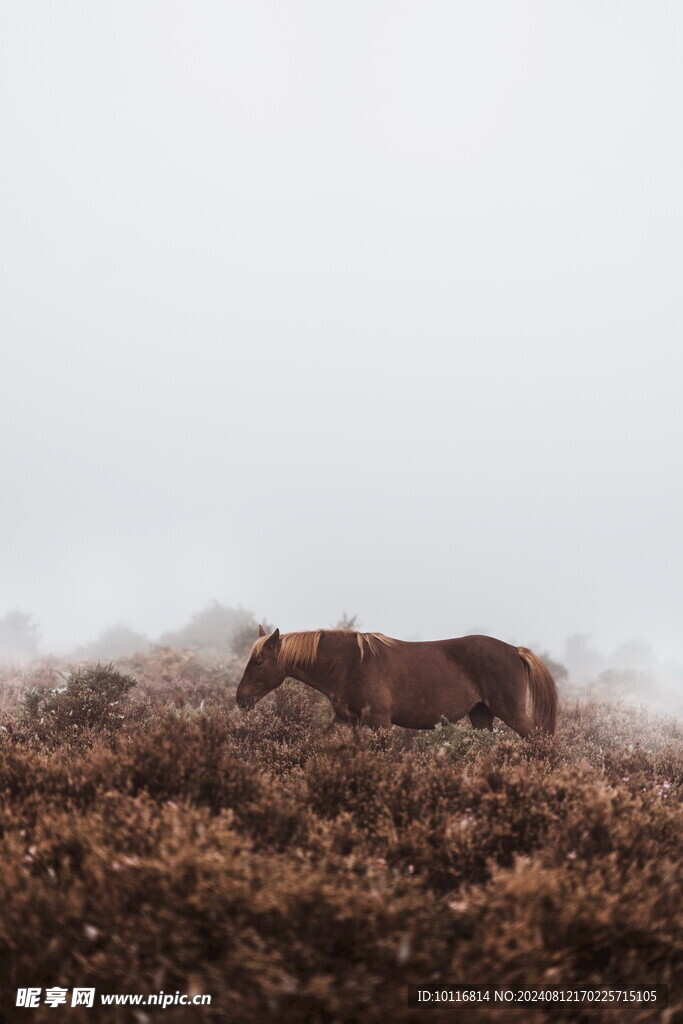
(250, 629), (396, 671)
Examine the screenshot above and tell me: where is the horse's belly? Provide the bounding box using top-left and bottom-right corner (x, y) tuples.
(389, 670), (479, 729)
(391, 709), (449, 730)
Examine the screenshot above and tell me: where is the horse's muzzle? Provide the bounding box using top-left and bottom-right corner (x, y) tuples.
(236, 695), (255, 711)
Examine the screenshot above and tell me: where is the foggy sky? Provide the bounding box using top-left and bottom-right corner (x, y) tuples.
(1, 1), (682, 660)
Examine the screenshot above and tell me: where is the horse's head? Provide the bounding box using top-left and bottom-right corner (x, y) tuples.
(235, 625), (284, 711)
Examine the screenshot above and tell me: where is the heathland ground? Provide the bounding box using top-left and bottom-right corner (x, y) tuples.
(0, 648), (680, 1023)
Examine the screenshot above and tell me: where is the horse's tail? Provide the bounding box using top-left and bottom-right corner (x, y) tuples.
(517, 647), (558, 735)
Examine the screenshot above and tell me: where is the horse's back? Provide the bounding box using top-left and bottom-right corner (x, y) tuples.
(378, 634), (527, 729)
(386, 634), (521, 673)
(442, 633), (522, 666)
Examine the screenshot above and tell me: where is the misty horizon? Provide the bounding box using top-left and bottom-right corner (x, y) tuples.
(2, 3), (682, 668)
(2, 599), (682, 685)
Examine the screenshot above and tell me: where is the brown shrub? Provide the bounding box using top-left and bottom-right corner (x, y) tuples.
(0, 655), (680, 1023)
(16, 663), (145, 750)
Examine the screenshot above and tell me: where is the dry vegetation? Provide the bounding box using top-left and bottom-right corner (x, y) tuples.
(0, 650), (681, 1023)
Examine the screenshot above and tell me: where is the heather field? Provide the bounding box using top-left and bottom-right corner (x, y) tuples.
(0, 650), (681, 1024)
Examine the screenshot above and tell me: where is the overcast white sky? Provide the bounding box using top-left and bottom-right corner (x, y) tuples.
(1, 1), (682, 660)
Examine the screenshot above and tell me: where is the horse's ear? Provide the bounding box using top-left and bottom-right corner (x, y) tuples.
(258, 624), (267, 637)
(265, 627), (280, 647)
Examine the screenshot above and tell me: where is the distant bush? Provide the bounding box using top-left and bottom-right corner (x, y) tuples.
(334, 611), (359, 630)
(159, 601), (261, 657)
(231, 619), (276, 659)
(73, 623), (151, 662)
(0, 608), (40, 663)
(594, 667), (656, 699)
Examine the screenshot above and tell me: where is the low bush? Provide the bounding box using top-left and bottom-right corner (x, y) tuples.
(17, 664), (143, 749)
(0, 655), (680, 1023)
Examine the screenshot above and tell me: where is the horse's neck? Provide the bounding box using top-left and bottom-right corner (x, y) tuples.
(284, 658), (334, 698)
(284, 635), (349, 698)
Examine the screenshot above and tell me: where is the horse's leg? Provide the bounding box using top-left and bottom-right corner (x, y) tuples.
(485, 664), (536, 738)
(341, 674), (392, 730)
(323, 712), (360, 737)
(323, 709), (389, 735)
(510, 711), (533, 738)
(493, 703), (533, 738)
(365, 714), (392, 730)
(358, 705), (392, 729)
(468, 702), (494, 731)
(322, 714), (352, 736)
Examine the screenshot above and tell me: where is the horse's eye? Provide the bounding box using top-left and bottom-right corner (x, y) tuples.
(254, 657), (264, 667)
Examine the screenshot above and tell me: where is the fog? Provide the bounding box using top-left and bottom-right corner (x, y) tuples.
(1, 2), (682, 668)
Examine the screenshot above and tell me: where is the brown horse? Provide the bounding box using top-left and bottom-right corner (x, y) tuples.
(235, 627), (558, 736)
